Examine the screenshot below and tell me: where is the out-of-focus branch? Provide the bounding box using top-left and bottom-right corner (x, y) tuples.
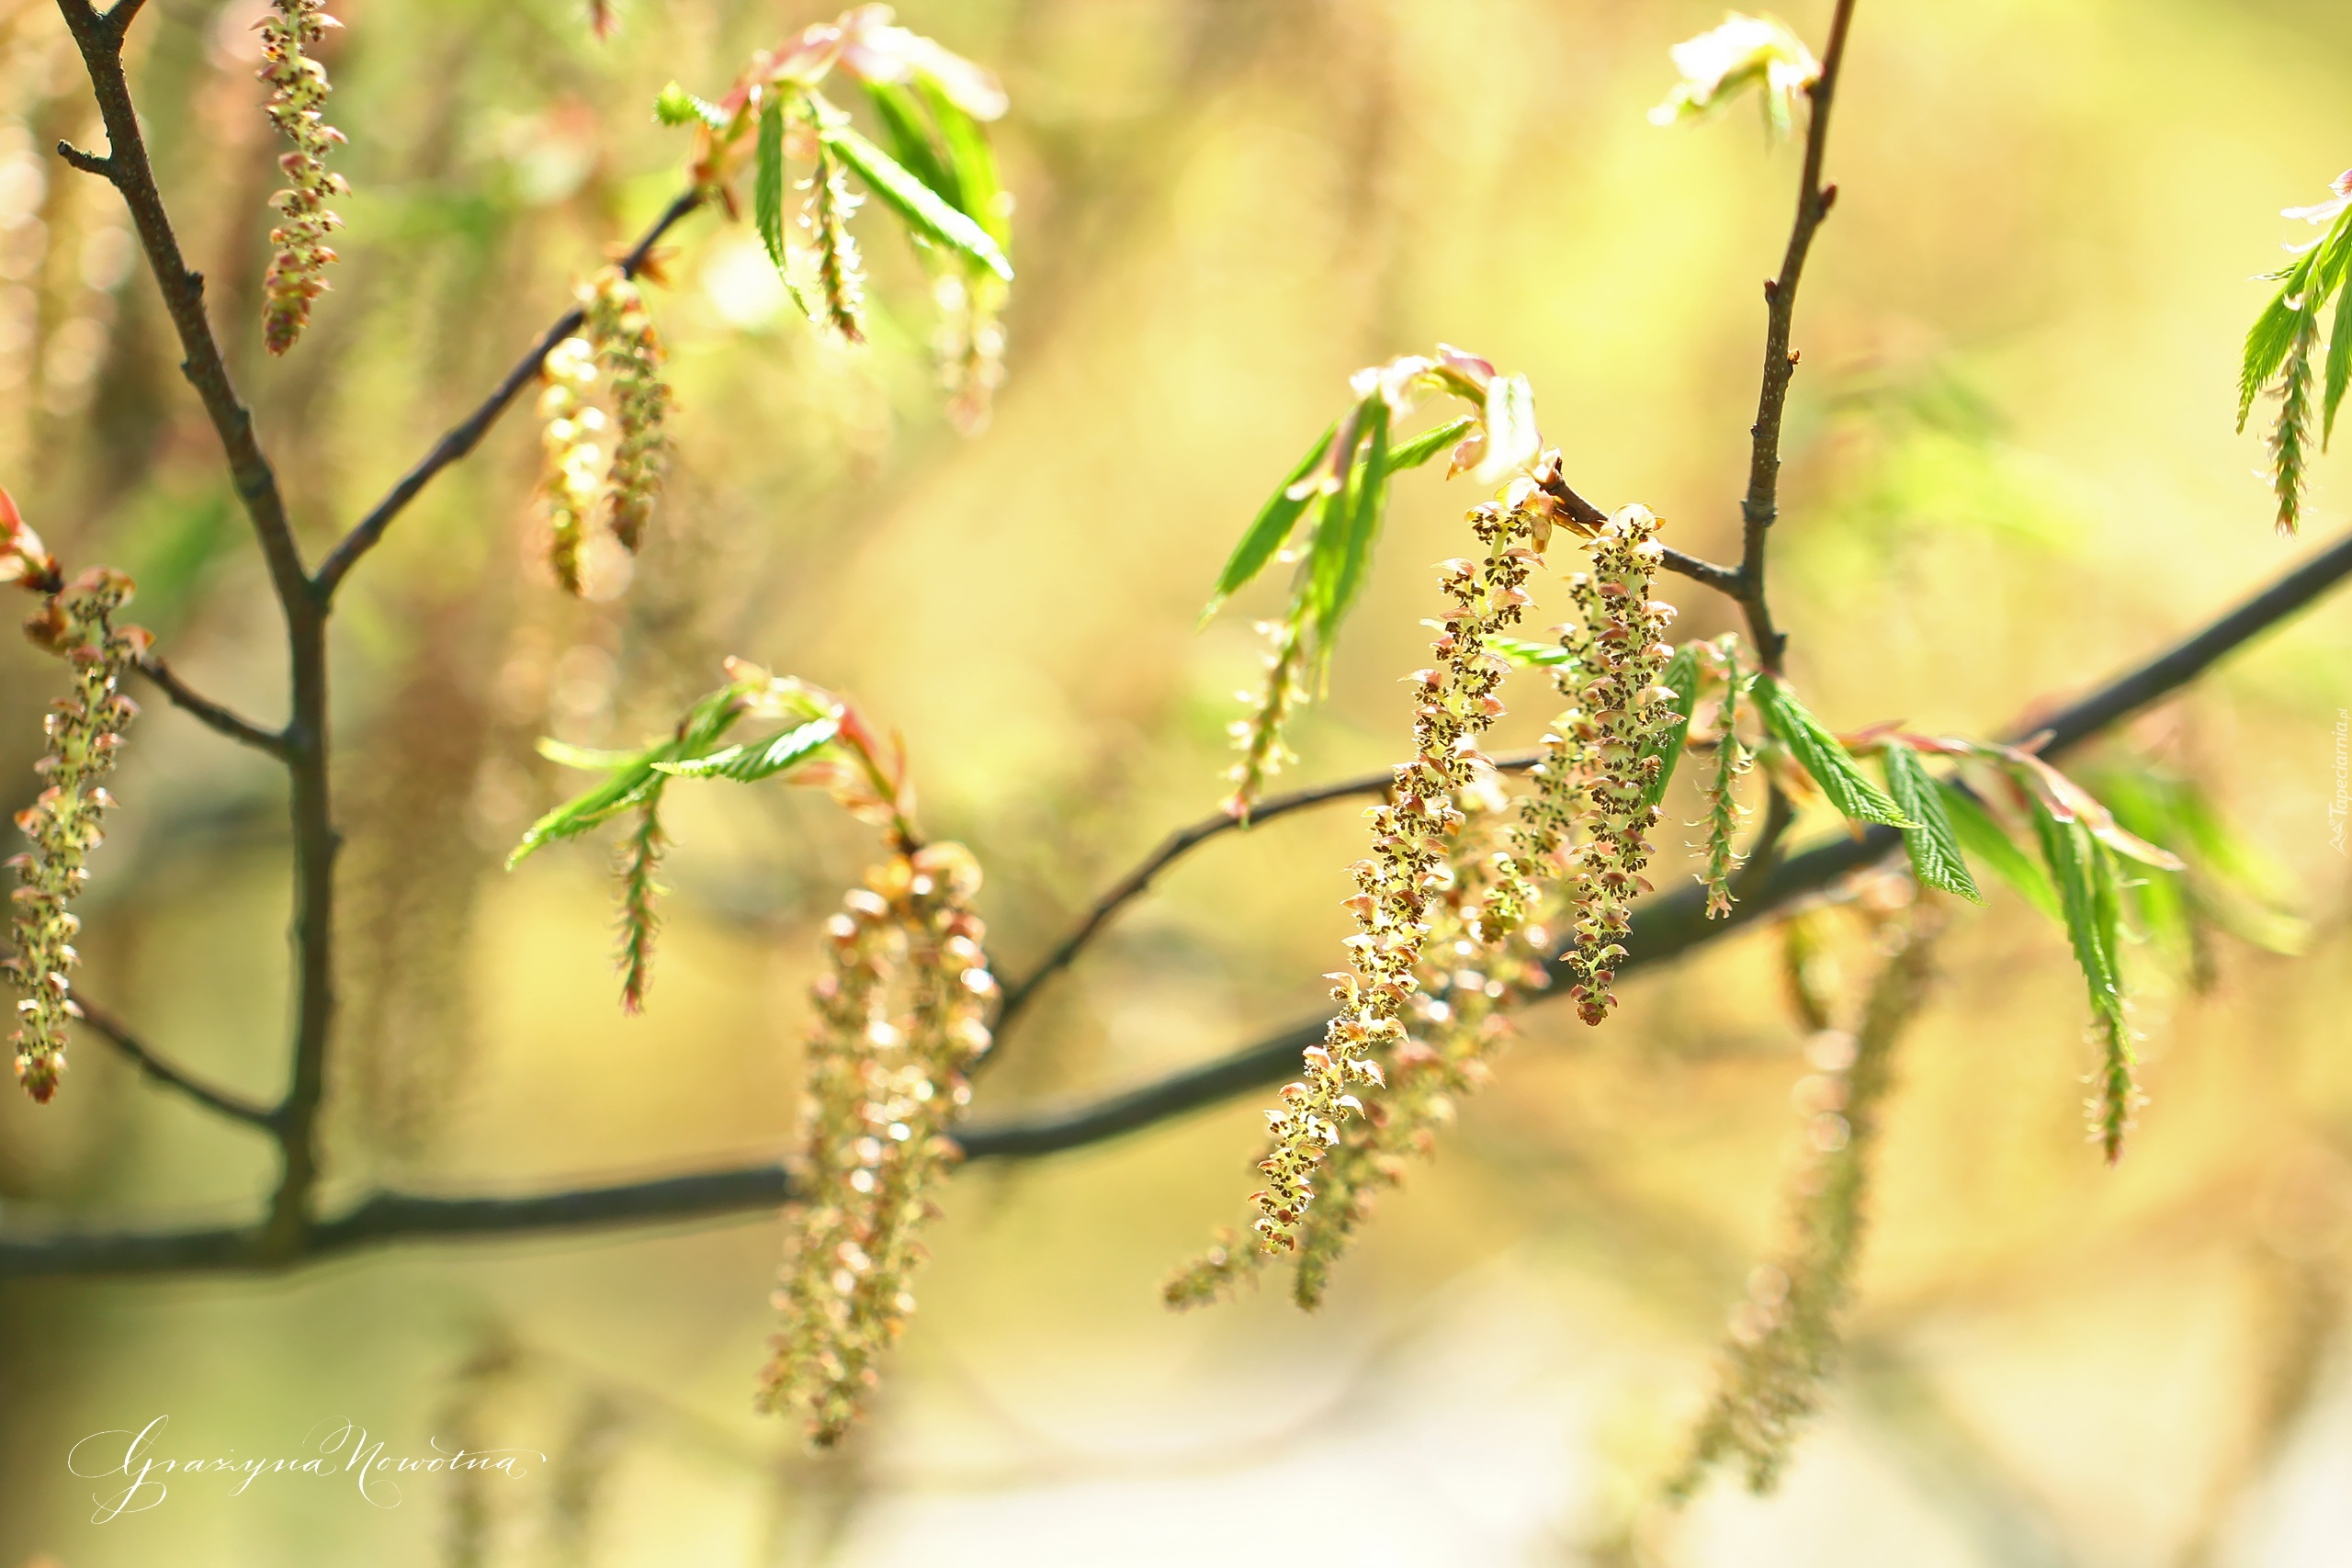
(133, 654), (286, 758)
(74, 997), (277, 1131)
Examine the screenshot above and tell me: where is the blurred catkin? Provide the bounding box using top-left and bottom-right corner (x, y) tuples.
(257, 0), (346, 355)
(6, 568), (146, 1103)
(582, 268), (671, 554)
(760, 841), (996, 1447)
(537, 334), (604, 595)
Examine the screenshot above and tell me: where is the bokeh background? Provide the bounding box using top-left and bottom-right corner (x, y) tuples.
(2, 0), (2349, 1562)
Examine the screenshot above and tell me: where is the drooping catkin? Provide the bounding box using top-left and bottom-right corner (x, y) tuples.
(1195, 484), (1554, 1265)
(1698, 643), (1751, 919)
(1665, 911), (1940, 1500)
(6, 569), (148, 1103)
(805, 140), (866, 345)
(1515, 505), (1679, 1026)
(759, 841), (996, 1448)
(615, 794), (666, 1016)
(933, 270), (1008, 436)
(1222, 614), (1309, 821)
(581, 268), (671, 554)
(2267, 305), (2320, 537)
(537, 334), (604, 595)
(257, 0), (347, 356)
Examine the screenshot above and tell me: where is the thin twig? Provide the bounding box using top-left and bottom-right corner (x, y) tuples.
(311, 188), (706, 602)
(74, 997), (277, 1131)
(134, 654), (286, 757)
(1736, 0), (1860, 671)
(990, 750), (1544, 1037)
(8, 525), (2344, 1280)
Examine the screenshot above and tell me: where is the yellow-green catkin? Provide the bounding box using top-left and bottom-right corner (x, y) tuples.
(6, 570), (147, 1103)
(1197, 484), (1554, 1267)
(1515, 505), (1679, 1026)
(581, 268), (670, 554)
(615, 795), (665, 1016)
(933, 270), (1007, 436)
(1222, 614), (1308, 820)
(536, 334), (603, 594)
(2270, 306), (2320, 536)
(806, 141), (866, 344)
(1699, 643), (1751, 919)
(1665, 910), (1939, 1500)
(257, 0), (346, 356)
(758, 842), (996, 1448)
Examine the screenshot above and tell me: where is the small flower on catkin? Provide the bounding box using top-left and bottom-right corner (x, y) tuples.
(257, 0), (347, 355)
(1513, 503), (1679, 1026)
(1179, 479), (1555, 1275)
(7, 568), (150, 1104)
(1665, 909), (1939, 1501)
(759, 840), (995, 1447)
(805, 137), (866, 344)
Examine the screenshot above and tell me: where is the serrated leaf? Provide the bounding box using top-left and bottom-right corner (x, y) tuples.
(1310, 399), (1391, 651)
(1936, 778), (2058, 919)
(1636, 642), (1704, 814)
(1204, 423), (1336, 616)
(2327, 269), (2352, 446)
(1752, 676), (1916, 829)
(755, 93), (787, 274)
(2239, 248), (2320, 431)
(860, 81), (958, 209)
(1882, 742), (1983, 902)
(1490, 635), (1570, 668)
(2032, 800), (2125, 1030)
(656, 716), (841, 782)
(510, 759), (664, 868)
(1386, 415), (1476, 476)
(820, 121), (1012, 282)
(1473, 373), (1539, 485)
(539, 738), (648, 771)
(655, 82), (729, 130)
(914, 77), (1007, 243)
(2000, 750), (2185, 870)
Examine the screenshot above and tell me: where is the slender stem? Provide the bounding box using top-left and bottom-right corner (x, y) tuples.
(1537, 467), (1747, 601)
(991, 750), (1545, 1039)
(134, 654), (287, 757)
(74, 997), (277, 1131)
(1736, 0), (1860, 672)
(312, 188), (706, 602)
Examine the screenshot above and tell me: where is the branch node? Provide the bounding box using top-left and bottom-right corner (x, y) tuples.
(55, 139), (112, 178)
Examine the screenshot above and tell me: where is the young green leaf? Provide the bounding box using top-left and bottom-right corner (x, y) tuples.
(1751, 676), (1916, 829)
(1204, 423), (1336, 616)
(2326, 266), (2352, 445)
(1881, 742), (1983, 902)
(755, 93), (787, 273)
(510, 754), (665, 867)
(1490, 635), (1571, 668)
(914, 77), (1007, 242)
(2032, 801), (2124, 1031)
(1386, 415), (1476, 476)
(2237, 248), (2320, 432)
(820, 122), (1012, 282)
(1310, 399), (1392, 650)
(1636, 642), (1704, 814)
(655, 716), (841, 783)
(1935, 778), (2059, 919)
(859, 81), (958, 209)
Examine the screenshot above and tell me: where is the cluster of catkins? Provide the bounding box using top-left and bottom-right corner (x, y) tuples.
(1513, 503), (1679, 1024)
(6, 570), (148, 1103)
(1193, 478), (1559, 1276)
(257, 0), (346, 356)
(759, 841), (996, 1446)
(537, 268), (672, 594)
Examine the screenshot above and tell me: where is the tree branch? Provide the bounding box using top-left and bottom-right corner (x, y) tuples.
(7, 525), (2345, 1281)
(311, 188), (707, 603)
(74, 997), (277, 1131)
(134, 654), (287, 757)
(1735, 0), (1859, 672)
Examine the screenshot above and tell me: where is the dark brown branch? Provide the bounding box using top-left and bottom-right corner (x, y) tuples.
(1538, 464), (1746, 600)
(990, 750), (1544, 1038)
(8, 525), (2346, 1280)
(52, 0), (335, 1262)
(134, 654), (286, 757)
(74, 998), (277, 1131)
(1735, 0), (1859, 672)
(311, 188), (706, 602)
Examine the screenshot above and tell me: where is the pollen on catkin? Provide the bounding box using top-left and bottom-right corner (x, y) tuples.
(580, 268), (671, 554)
(6, 570), (149, 1103)
(758, 841), (995, 1448)
(1189, 480), (1555, 1270)
(1514, 504), (1679, 1026)
(257, 0), (347, 355)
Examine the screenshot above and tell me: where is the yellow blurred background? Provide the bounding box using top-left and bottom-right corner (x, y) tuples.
(2, 0), (2349, 1562)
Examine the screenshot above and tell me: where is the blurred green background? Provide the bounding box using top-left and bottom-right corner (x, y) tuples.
(2, 0), (2350, 1562)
